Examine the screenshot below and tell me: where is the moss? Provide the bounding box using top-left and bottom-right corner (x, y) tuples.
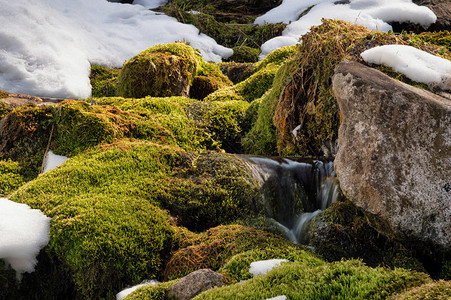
(123, 279), (180, 300)
(204, 64), (278, 103)
(414, 31), (451, 53)
(390, 280), (451, 300)
(188, 100), (251, 152)
(190, 61), (233, 100)
(157, 1), (285, 49)
(0, 160), (26, 196)
(117, 43), (199, 98)
(242, 57), (294, 155)
(10, 140), (264, 298)
(255, 44), (298, 71)
(89, 64), (120, 97)
(227, 45), (260, 63)
(217, 62), (256, 84)
(0, 90), (8, 99)
(0, 102), (10, 119)
(219, 244), (324, 282)
(0, 104), (54, 179)
(163, 225), (298, 280)
(195, 259), (430, 300)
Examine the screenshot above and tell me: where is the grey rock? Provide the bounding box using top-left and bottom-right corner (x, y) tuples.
(167, 269), (224, 300)
(332, 60), (451, 250)
(413, 0), (451, 31)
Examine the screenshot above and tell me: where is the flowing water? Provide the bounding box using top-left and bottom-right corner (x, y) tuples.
(242, 156), (340, 244)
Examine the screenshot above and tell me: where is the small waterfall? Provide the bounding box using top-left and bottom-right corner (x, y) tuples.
(242, 156), (340, 244)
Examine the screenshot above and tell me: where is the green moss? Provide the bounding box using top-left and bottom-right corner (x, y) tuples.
(391, 280), (451, 300)
(89, 64), (120, 97)
(219, 244), (324, 282)
(227, 46), (260, 63)
(123, 279), (180, 300)
(205, 64), (278, 103)
(255, 44), (298, 71)
(163, 225), (298, 280)
(242, 57), (294, 155)
(10, 140), (264, 298)
(0, 160), (26, 196)
(0, 90), (8, 99)
(217, 62), (256, 84)
(415, 31), (451, 54)
(195, 259), (430, 300)
(188, 100), (251, 152)
(0, 102), (10, 119)
(117, 43), (199, 98)
(190, 61), (233, 100)
(157, 2), (285, 49)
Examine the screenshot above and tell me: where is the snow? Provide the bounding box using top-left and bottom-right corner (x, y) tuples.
(42, 150), (70, 173)
(258, 0), (436, 59)
(0, 198), (51, 278)
(116, 279), (159, 300)
(266, 296), (287, 300)
(361, 45), (451, 90)
(249, 259), (288, 277)
(0, 0), (232, 99)
(133, 0), (168, 9)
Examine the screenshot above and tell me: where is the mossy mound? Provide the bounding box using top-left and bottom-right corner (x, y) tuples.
(163, 225), (303, 280)
(117, 43), (199, 98)
(204, 63), (279, 103)
(158, 1), (285, 50)
(0, 159), (25, 196)
(190, 61), (233, 100)
(227, 45), (260, 63)
(122, 279), (180, 300)
(9, 140), (264, 298)
(217, 62), (256, 84)
(195, 259), (430, 299)
(89, 64), (120, 97)
(391, 280), (451, 300)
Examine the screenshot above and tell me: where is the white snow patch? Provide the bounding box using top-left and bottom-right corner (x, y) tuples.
(133, 0), (168, 9)
(116, 280), (159, 300)
(249, 259), (288, 277)
(258, 0), (436, 58)
(266, 296), (287, 300)
(42, 150), (70, 173)
(0, 0), (232, 99)
(361, 45), (451, 90)
(0, 198), (51, 277)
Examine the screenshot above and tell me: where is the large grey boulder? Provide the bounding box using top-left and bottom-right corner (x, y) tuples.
(332, 60), (451, 250)
(167, 269), (224, 300)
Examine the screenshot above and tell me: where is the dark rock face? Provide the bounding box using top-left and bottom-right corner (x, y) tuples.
(414, 0), (451, 31)
(332, 60), (451, 251)
(167, 269), (224, 300)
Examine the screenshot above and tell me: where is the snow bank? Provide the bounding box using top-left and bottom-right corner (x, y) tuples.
(0, 198), (51, 277)
(249, 259), (288, 277)
(361, 45), (451, 90)
(258, 0), (436, 58)
(133, 0), (168, 9)
(0, 0), (232, 99)
(42, 150), (70, 173)
(116, 280), (159, 300)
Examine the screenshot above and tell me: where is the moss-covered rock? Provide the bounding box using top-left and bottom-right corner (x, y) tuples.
(8, 140), (264, 298)
(117, 43), (200, 98)
(227, 45), (260, 63)
(0, 159), (26, 196)
(190, 61), (233, 100)
(89, 64), (120, 97)
(204, 63), (278, 103)
(391, 280), (451, 300)
(163, 225), (301, 280)
(217, 62), (256, 84)
(195, 259), (430, 299)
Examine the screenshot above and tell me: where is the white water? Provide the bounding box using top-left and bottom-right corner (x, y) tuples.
(244, 157), (340, 244)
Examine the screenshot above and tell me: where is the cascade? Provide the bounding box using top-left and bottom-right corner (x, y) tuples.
(242, 156), (340, 244)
